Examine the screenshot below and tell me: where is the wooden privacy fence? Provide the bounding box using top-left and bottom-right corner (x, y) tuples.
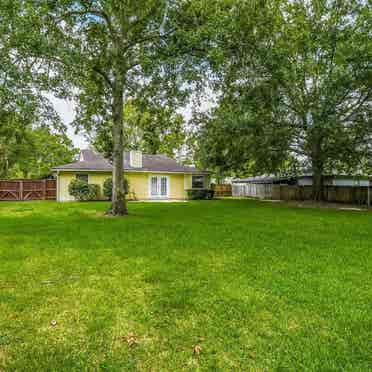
(214, 184), (232, 197)
(272, 185), (370, 205)
(232, 183), (371, 205)
(0, 179), (56, 201)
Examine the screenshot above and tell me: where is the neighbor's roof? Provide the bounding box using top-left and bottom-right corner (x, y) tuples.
(233, 172), (371, 184)
(52, 149), (209, 174)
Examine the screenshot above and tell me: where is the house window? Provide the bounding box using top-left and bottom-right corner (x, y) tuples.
(192, 175), (204, 189)
(76, 174), (88, 183)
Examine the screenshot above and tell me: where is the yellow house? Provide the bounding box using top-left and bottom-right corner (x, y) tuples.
(52, 149), (210, 201)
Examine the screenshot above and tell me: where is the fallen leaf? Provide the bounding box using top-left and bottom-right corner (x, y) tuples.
(124, 333), (138, 347)
(193, 345), (202, 355)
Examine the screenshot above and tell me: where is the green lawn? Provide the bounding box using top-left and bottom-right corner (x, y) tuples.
(0, 200), (371, 371)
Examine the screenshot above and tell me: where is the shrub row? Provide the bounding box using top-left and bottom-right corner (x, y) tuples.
(186, 189), (214, 200)
(68, 177), (130, 201)
(69, 180), (213, 201)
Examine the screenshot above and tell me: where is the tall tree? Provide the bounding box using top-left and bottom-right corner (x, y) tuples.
(196, 0), (372, 199)
(21, 0), (216, 215)
(0, 1), (70, 178)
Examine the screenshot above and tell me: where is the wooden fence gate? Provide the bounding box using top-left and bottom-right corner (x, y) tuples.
(214, 184), (232, 197)
(0, 179), (56, 201)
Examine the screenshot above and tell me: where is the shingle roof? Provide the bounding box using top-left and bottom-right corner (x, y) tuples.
(52, 150), (208, 174)
(80, 149), (106, 162)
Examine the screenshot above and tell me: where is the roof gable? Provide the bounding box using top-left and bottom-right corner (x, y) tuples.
(80, 149), (107, 162)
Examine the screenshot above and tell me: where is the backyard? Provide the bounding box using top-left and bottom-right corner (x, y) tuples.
(0, 200), (371, 371)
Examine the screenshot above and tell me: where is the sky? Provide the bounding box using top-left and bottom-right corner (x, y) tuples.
(49, 95), (89, 149)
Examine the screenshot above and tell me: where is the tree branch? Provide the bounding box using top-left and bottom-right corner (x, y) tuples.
(340, 92), (371, 122)
(123, 27), (176, 54)
(92, 66), (113, 88)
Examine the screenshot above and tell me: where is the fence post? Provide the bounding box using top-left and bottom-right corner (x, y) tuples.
(368, 180), (371, 208)
(19, 180), (23, 201)
(43, 179), (47, 200)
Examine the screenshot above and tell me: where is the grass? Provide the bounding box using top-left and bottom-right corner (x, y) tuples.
(0, 199), (371, 371)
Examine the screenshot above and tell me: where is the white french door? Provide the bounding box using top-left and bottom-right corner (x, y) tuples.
(150, 176), (169, 198)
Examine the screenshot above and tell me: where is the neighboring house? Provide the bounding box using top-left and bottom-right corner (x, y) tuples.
(52, 149), (210, 201)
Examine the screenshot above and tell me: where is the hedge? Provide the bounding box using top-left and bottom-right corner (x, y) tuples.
(186, 189), (214, 200)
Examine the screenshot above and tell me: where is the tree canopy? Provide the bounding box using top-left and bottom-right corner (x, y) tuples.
(0, 0), (76, 179)
(194, 0), (372, 198)
(2, 0), (371, 203)
(92, 99), (186, 159)
(0, 122), (77, 179)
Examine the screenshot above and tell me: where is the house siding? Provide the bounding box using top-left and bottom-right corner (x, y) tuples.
(57, 172), (75, 201)
(88, 173), (112, 199)
(56, 171), (202, 201)
(127, 173), (148, 199)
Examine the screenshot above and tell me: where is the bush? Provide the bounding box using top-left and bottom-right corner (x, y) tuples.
(186, 189), (214, 200)
(68, 179), (100, 201)
(103, 177), (129, 200)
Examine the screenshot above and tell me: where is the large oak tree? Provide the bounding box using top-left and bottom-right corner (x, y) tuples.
(195, 0), (372, 199)
(20, 0), (216, 215)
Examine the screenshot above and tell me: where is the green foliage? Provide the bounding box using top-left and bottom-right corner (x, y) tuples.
(194, 0), (372, 194)
(93, 100), (186, 158)
(102, 178), (113, 200)
(0, 117), (77, 179)
(0, 2), (75, 180)
(68, 179), (100, 201)
(17, 0), (217, 214)
(103, 177), (129, 200)
(0, 116), (77, 178)
(186, 188), (214, 200)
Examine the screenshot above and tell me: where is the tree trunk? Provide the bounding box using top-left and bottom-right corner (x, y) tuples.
(311, 155), (324, 201)
(312, 166), (324, 201)
(309, 124), (325, 201)
(110, 80), (128, 216)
